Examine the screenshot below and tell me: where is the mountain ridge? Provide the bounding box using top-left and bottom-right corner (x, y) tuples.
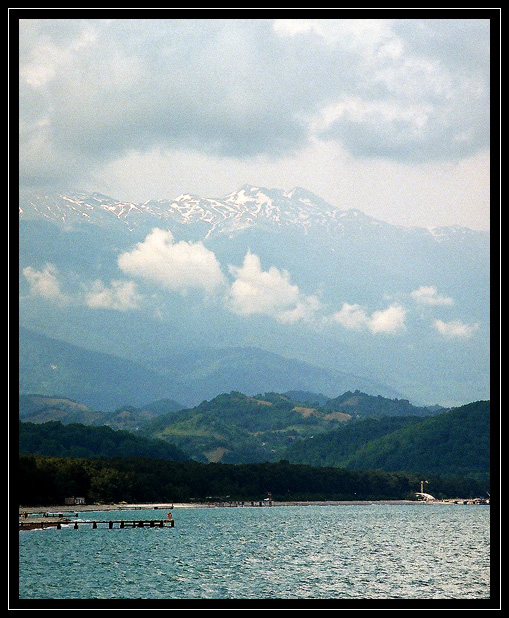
(17, 389), (488, 479)
(19, 184), (490, 407)
(19, 185), (489, 241)
(19, 326), (406, 411)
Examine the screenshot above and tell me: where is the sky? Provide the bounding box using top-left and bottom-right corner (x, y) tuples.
(18, 15), (494, 231)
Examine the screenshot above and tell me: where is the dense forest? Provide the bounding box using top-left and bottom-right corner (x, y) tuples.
(17, 454), (490, 506)
(17, 391), (491, 506)
(139, 390), (445, 463)
(284, 400), (490, 478)
(19, 399), (490, 480)
(19, 390), (445, 464)
(19, 420), (189, 461)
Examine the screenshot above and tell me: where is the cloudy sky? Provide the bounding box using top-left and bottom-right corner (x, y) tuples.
(18, 16), (494, 230)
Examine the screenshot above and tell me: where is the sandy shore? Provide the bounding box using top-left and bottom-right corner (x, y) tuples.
(19, 499), (415, 518)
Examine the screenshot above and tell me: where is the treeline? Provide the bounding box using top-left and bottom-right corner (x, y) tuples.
(321, 390), (439, 417)
(284, 415), (422, 467)
(19, 420), (189, 461)
(18, 454), (490, 506)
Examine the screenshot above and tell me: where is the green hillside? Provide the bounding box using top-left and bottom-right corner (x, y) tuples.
(19, 394), (184, 432)
(17, 389), (489, 481)
(141, 390), (442, 464)
(19, 420), (189, 461)
(284, 400), (490, 479)
(19, 394), (105, 425)
(282, 415), (424, 467)
(322, 390), (443, 417)
(142, 391), (355, 463)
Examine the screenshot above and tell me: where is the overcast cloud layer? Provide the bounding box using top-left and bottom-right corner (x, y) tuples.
(18, 17), (493, 229)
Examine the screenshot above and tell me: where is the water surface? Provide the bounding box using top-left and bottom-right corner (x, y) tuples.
(18, 504), (490, 600)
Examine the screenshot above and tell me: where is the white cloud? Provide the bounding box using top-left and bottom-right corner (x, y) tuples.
(368, 304), (407, 334)
(227, 252), (320, 323)
(22, 263), (70, 305)
(275, 18), (489, 164)
(433, 319), (479, 339)
(20, 21), (98, 89)
(331, 303), (370, 331)
(410, 285), (454, 306)
(277, 297), (323, 325)
(22, 262), (145, 312)
(314, 97), (433, 142)
(85, 279), (142, 311)
(332, 302), (407, 334)
(117, 228), (226, 295)
(273, 18), (398, 53)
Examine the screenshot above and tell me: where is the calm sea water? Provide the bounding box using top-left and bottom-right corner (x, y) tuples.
(18, 504), (491, 601)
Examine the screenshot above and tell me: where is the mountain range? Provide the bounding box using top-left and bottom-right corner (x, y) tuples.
(18, 389), (446, 465)
(18, 326), (404, 411)
(18, 184), (490, 407)
(19, 389), (489, 481)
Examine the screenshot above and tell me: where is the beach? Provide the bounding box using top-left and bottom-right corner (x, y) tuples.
(19, 499), (416, 515)
(19, 500), (418, 529)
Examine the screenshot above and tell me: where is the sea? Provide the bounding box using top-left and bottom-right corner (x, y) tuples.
(17, 503), (493, 606)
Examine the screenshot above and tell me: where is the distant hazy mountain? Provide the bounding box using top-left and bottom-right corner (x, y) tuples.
(19, 185), (490, 406)
(18, 327), (403, 410)
(18, 327), (179, 411)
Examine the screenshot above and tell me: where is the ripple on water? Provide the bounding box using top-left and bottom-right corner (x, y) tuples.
(19, 504), (490, 600)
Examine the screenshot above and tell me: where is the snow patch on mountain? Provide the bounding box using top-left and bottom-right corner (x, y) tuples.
(19, 185), (488, 246)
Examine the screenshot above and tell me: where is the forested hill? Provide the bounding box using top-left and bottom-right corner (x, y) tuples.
(321, 390), (443, 417)
(18, 397), (490, 482)
(283, 400), (490, 478)
(139, 390), (443, 464)
(19, 420), (189, 461)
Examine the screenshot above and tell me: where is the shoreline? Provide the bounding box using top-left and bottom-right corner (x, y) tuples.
(18, 499), (488, 530)
(19, 499), (416, 516)
(20, 496), (490, 516)
(19, 500), (415, 530)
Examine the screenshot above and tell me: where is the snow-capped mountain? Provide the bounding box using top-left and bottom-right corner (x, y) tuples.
(19, 184), (485, 244)
(18, 185), (490, 408)
(19, 184), (373, 233)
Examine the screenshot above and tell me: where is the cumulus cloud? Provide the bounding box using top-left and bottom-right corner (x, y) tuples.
(117, 228), (226, 294)
(22, 262), (144, 311)
(21, 249), (480, 342)
(410, 285), (454, 306)
(227, 252), (320, 323)
(432, 319), (479, 339)
(85, 279), (142, 311)
(368, 305), (408, 334)
(22, 263), (70, 305)
(331, 303), (370, 331)
(332, 302), (407, 334)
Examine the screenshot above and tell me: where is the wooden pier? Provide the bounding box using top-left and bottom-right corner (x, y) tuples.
(19, 519), (175, 530)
